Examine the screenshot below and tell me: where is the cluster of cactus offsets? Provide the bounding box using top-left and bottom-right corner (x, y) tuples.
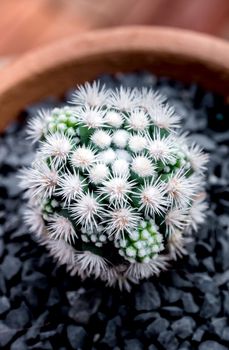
(20, 82), (209, 289)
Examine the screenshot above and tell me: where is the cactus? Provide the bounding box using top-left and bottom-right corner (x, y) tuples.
(20, 82), (208, 289)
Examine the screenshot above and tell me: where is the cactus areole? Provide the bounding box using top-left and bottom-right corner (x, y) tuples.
(20, 82), (208, 289)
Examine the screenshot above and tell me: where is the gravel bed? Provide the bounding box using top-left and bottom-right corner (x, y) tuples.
(0, 72), (229, 350)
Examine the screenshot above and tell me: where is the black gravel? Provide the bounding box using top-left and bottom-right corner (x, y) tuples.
(0, 71), (229, 349)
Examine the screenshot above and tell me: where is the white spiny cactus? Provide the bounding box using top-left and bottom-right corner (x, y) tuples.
(20, 82), (208, 289)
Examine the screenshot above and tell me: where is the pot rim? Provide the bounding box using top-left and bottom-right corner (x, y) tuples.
(0, 25), (229, 131)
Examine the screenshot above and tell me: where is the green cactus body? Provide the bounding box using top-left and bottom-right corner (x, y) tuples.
(117, 220), (164, 263)
(21, 82), (208, 288)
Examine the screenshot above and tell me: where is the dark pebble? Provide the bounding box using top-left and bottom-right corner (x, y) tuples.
(6, 242), (22, 256)
(184, 110), (207, 131)
(187, 252), (199, 267)
(66, 290), (81, 305)
(23, 286), (40, 309)
(215, 270), (229, 287)
(101, 316), (121, 347)
(198, 341), (228, 350)
(213, 130), (229, 143)
(219, 214), (229, 229)
(135, 282), (161, 311)
(210, 317), (227, 337)
(181, 293), (199, 314)
(5, 302), (31, 329)
(23, 271), (49, 290)
(200, 293), (221, 318)
(0, 225), (3, 238)
(194, 274), (217, 294)
(0, 274), (7, 294)
(0, 295), (10, 315)
(10, 336), (27, 350)
(202, 91), (216, 108)
(26, 311), (49, 342)
(124, 339), (144, 350)
(0, 144), (8, 164)
(67, 325), (87, 349)
(40, 328), (60, 340)
(202, 257), (215, 273)
(161, 286), (181, 303)
(0, 238), (3, 256)
(170, 272), (193, 288)
(145, 318), (169, 338)
(134, 312), (159, 323)
(192, 326), (206, 342)
(46, 287), (61, 307)
(222, 291), (229, 316)
(4, 174), (22, 197)
(29, 340), (53, 350)
(1, 255), (21, 280)
(215, 236), (229, 270)
(67, 290), (101, 325)
(10, 285), (23, 304)
(222, 327), (229, 342)
(162, 306), (183, 317)
(190, 133), (216, 151)
(26, 326), (40, 343)
(178, 341), (191, 350)
(158, 330), (179, 350)
(4, 216), (21, 234)
(171, 317), (196, 339)
(0, 322), (17, 347)
(148, 345), (158, 350)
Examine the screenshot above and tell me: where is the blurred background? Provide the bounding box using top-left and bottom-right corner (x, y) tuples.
(1, 0), (229, 57)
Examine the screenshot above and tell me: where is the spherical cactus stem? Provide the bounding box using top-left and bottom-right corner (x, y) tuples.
(20, 82), (208, 289)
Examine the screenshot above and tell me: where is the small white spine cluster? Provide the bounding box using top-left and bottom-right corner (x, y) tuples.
(131, 155), (155, 178)
(56, 170), (84, 205)
(128, 134), (147, 153)
(88, 163), (109, 184)
(147, 131), (176, 165)
(112, 159), (129, 176)
(20, 163), (59, 199)
(77, 106), (105, 129)
(20, 82), (208, 289)
(47, 215), (77, 243)
(166, 169), (199, 207)
(149, 104), (181, 131)
(39, 133), (73, 167)
(138, 178), (168, 216)
(70, 191), (104, 230)
(99, 174), (135, 206)
(27, 110), (51, 143)
(91, 129), (112, 149)
(71, 145), (96, 170)
(103, 205), (140, 239)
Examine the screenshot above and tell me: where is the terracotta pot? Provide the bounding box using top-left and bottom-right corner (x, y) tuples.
(0, 26), (229, 132)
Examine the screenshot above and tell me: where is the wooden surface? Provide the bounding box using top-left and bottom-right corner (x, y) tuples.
(0, 0), (229, 55)
(0, 26), (229, 131)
